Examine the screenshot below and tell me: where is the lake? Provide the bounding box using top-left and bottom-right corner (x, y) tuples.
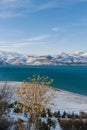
(0, 65), (87, 95)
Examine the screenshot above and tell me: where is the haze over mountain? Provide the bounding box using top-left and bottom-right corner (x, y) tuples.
(0, 51), (87, 65)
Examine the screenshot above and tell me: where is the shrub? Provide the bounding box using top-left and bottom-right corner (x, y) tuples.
(47, 109), (53, 117)
(0, 118), (10, 130)
(8, 103), (14, 108)
(38, 121), (49, 130)
(47, 117), (56, 128)
(59, 118), (87, 130)
(80, 112), (87, 119)
(62, 111), (67, 118)
(41, 109), (47, 118)
(53, 110), (61, 118)
(13, 107), (22, 113)
(67, 113), (80, 119)
(58, 119), (72, 130)
(0, 82), (12, 117)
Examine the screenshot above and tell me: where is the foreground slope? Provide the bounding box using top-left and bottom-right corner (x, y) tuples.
(0, 81), (87, 113)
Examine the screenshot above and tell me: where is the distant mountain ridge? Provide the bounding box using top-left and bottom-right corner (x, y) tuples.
(0, 51), (87, 65)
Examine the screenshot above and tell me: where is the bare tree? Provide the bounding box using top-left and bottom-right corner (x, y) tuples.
(0, 82), (12, 117)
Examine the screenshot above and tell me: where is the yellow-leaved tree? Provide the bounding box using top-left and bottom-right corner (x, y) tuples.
(15, 75), (56, 130)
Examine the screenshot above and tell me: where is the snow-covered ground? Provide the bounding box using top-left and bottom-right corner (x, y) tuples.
(48, 89), (87, 113)
(0, 81), (87, 113)
(1, 81), (87, 130)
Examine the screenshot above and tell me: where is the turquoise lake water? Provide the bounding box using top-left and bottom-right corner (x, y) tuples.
(0, 65), (87, 95)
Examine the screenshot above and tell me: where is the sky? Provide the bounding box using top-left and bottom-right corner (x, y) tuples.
(0, 0), (87, 55)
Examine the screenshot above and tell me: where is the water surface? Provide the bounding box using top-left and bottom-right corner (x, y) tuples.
(0, 65), (87, 95)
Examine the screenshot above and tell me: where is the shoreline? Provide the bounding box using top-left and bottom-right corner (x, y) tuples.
(53, 87), (87, 98)
(0, 81), (87, 113)
(0, 81), (87, 97)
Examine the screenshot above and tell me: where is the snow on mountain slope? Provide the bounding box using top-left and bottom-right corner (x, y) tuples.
(0, 51), (87, 65)
(81, 52), (87, 57)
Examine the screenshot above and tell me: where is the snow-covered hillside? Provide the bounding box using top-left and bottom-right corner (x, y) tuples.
(0, 51), (87, 65)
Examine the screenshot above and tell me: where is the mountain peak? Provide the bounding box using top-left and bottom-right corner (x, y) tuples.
(0, 51), (87, 65)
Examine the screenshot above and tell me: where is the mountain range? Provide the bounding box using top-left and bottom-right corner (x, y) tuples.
(0, 51), (87, 65)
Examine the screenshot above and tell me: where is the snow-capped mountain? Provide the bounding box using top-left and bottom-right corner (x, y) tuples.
(0, 51), (87, 65)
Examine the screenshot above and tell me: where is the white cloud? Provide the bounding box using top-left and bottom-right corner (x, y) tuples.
(52, 27), (60, 32)
(0, 0), (87, 18)
(51, 27), (67, 33)
(0, 40), (49, 54)
(0, 12), (22, 18)
(2, 0), (17, 3)
(29, 0), (87, 12)
(27, 34), (50, 42)
(0, 34), (50, 48)
(0, 41), (47, 47)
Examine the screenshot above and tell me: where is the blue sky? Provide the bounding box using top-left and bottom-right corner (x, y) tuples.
(0, 0), (87, 55)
